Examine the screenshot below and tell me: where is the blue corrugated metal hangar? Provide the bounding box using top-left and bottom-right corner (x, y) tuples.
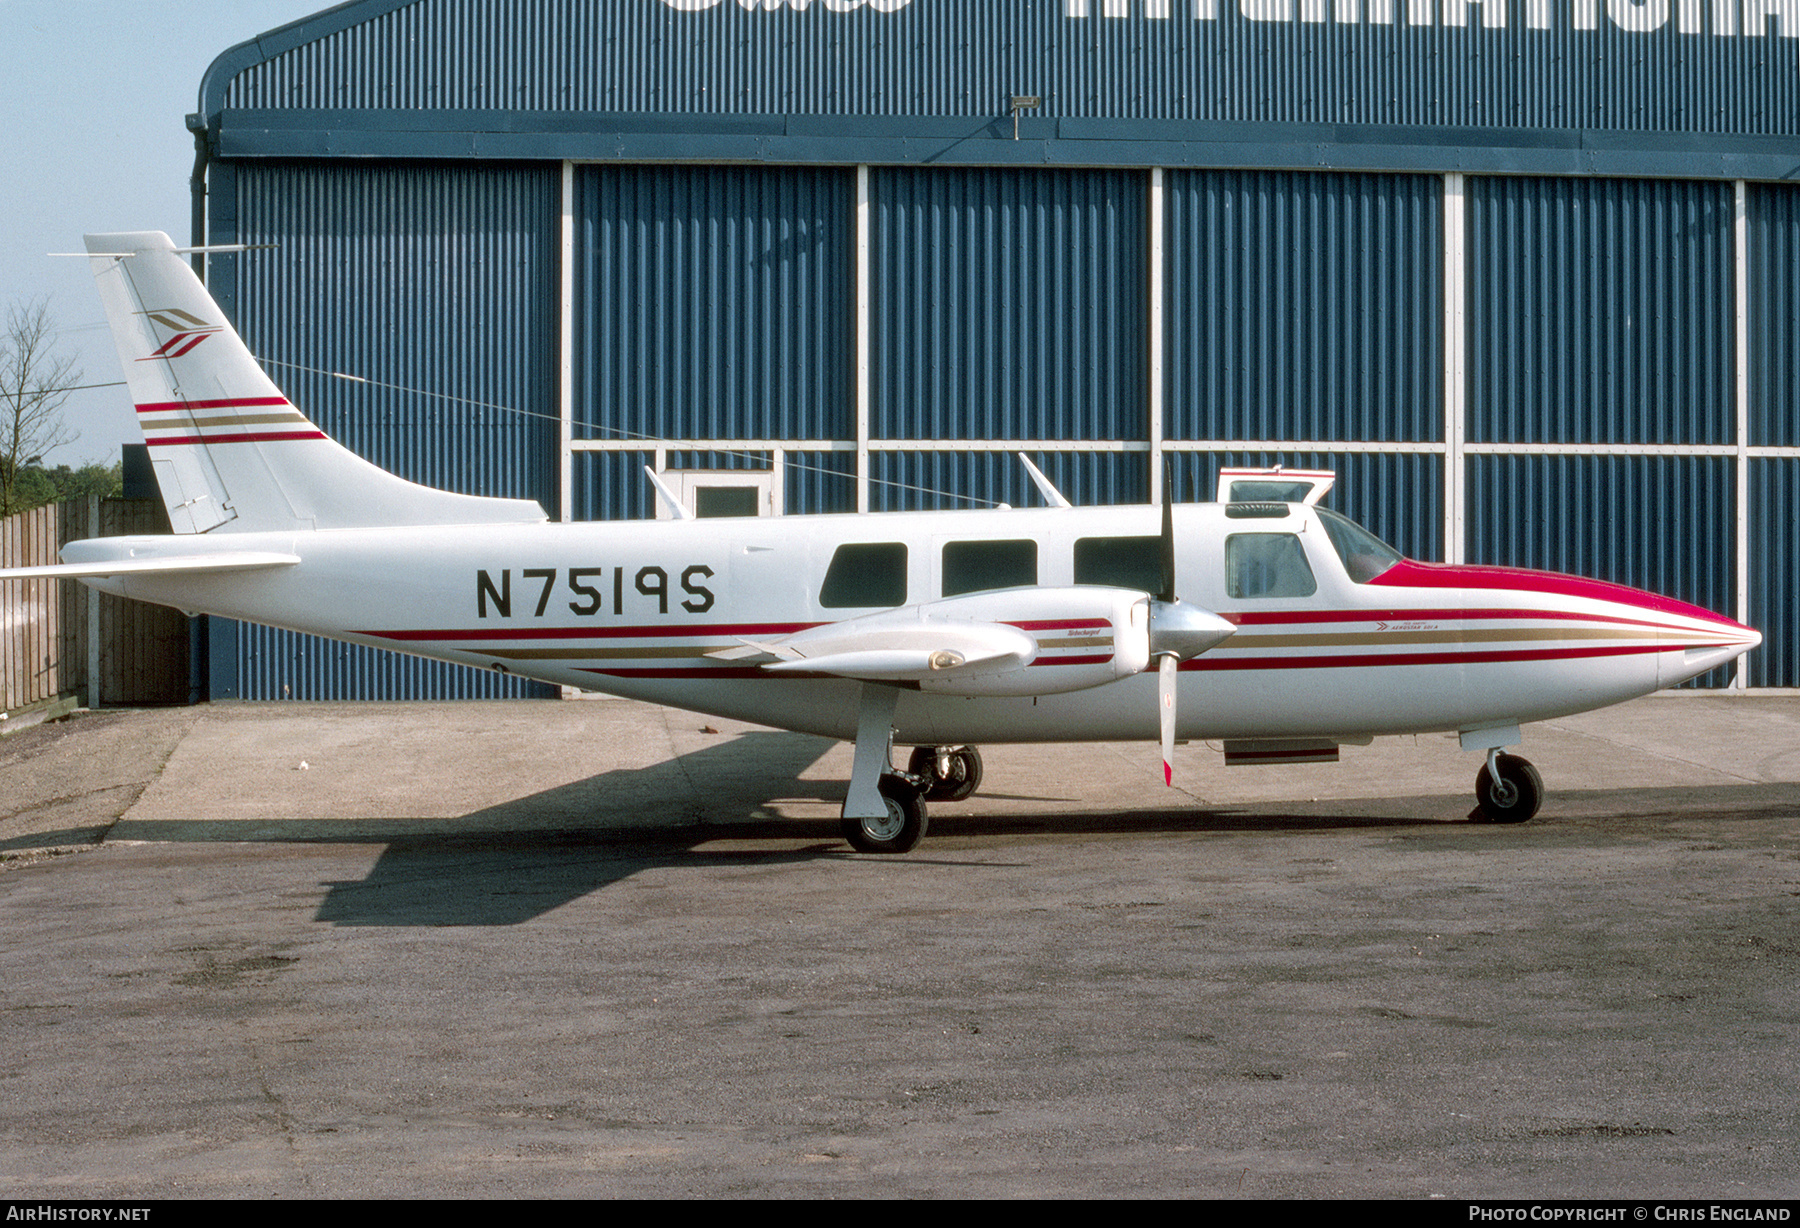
(188, 0), (1800, 698)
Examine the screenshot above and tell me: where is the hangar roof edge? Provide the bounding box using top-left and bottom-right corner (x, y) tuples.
(198, 0), (417, 122)
(192, 0), (1800, 182)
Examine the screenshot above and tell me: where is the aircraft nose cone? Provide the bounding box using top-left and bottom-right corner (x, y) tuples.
(1655, 614), (1760, 689)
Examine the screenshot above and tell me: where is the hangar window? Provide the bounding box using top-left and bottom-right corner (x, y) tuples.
(1074, 535), (1162, 592)
(652, 469), (779, 519)
(1226, 534), (1317, 599)
(820, 542), (908, 608)
(942, 539), (1037, 596)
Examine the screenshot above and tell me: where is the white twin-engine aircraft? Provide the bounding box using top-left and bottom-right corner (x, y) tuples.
(1, 232), (1763, 853)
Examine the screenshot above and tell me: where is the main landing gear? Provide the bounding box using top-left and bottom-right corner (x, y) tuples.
(907, 745), (984, 803)
(842, 774), (928, 855)
(1471, 748), (1544, 823)
(840, 687), (987, 854)
(840, 685), (927, 854)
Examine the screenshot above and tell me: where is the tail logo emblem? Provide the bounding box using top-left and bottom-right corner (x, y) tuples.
(137, 308), (224, 360)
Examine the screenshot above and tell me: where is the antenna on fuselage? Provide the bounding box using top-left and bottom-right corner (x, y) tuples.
(643, 467), (693, 520)
(1016, 452), (1071, 509)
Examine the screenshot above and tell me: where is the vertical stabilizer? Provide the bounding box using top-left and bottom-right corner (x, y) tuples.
(86, 232), (547, 533)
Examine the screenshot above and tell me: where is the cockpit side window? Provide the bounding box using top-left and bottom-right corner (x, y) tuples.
(1316, 508), (1402, 584)
(820, 542), (908, 608)
(1225, 533), (1317, 599)
(943, 539), (1037, 596)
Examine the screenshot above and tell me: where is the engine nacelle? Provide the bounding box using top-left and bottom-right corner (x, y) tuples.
(727, 586), (1232, 698)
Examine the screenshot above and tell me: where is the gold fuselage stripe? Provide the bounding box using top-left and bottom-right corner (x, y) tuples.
(141, 412), (310, 429)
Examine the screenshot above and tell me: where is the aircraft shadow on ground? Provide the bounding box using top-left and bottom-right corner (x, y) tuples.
(310, 749), (1800, 926)
(14, 728), (1796, 925)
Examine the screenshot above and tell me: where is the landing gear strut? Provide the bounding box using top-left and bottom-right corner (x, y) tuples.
(1472, 749), (1543, 823)
(907, 745), (983, 802)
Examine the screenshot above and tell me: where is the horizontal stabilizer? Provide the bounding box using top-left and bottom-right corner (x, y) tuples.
(0, 552), (300, 581)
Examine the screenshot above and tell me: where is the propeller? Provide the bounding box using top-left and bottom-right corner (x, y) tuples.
(1145, 462), (1235, 784)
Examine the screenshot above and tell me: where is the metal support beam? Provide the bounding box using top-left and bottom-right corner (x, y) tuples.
(1443, 172), (1466, 565)
(1148, 166), (1164, 505)
(855, 164), (872, 514)
(559, 159), (575, 524)
(1734, 178), (1750, 690)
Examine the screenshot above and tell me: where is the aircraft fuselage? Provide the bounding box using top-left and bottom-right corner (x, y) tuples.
(65, 500), (1757, 749)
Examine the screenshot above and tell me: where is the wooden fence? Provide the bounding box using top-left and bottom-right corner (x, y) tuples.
(1, 499), (189, 711)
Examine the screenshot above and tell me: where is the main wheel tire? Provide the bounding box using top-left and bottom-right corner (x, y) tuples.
(841, 774), (929, 853)
(907, 746), (984, 803)
(1472, 754), (1544, 824)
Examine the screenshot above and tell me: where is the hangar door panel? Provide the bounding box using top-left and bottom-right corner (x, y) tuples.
(870, 168), (1147, 464)
(229, 162), (560, 505)
(1466, 177), (1734, 446)
(219, 160), (561, 701)
(1745, 184), (1800, 686)
(1163, 170), (1444, 446)
(576, 166), (852, 439)
(1748, 182), (1800, 450)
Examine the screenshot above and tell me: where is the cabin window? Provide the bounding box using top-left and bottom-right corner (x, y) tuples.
(1225, 534), (1317, 599)
(820, 542), (908, 608)
(1316, 508), (1402, 584)
(1073, 536), (1162, 592)
(942, 539), (1037, 596)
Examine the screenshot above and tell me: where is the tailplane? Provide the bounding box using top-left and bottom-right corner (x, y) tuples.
(86, 231), (547, 533)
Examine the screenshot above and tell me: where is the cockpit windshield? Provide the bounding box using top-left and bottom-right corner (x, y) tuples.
(1315, 508), (1402, 584)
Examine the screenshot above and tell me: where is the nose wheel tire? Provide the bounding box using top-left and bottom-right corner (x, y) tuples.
(842, 774), (929, 854)
(1472, 754), (1543, 824)
(907, 746), (984, 802)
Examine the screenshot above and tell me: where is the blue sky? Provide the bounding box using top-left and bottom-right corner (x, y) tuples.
(1, 0), (329, 467)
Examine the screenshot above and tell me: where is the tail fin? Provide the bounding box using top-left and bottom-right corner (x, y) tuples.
(86, 232), (547, 534)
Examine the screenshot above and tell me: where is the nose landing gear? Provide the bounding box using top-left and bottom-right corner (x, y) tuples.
(1472, 749), (1543, 823)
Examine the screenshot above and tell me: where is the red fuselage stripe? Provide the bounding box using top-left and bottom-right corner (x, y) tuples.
(136, 397), (291, 413)
(1004, 618), (1113, 631)
(584, 666), (774, 679)
(359, 622), (824, 643)
(1185, 643), (1667, 671)
(1228, 607), (1736, 634)
(146, 431), (328, 446)
(1367, 558), (1731, 625)
(361, 608), (1728, 648)
(569, 645), (1678, 679)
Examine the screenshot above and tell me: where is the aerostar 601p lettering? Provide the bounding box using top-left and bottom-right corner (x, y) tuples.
(0, 233), (1761, 853)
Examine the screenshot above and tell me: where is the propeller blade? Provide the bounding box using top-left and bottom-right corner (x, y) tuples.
(1159, 653), (1177, 786)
